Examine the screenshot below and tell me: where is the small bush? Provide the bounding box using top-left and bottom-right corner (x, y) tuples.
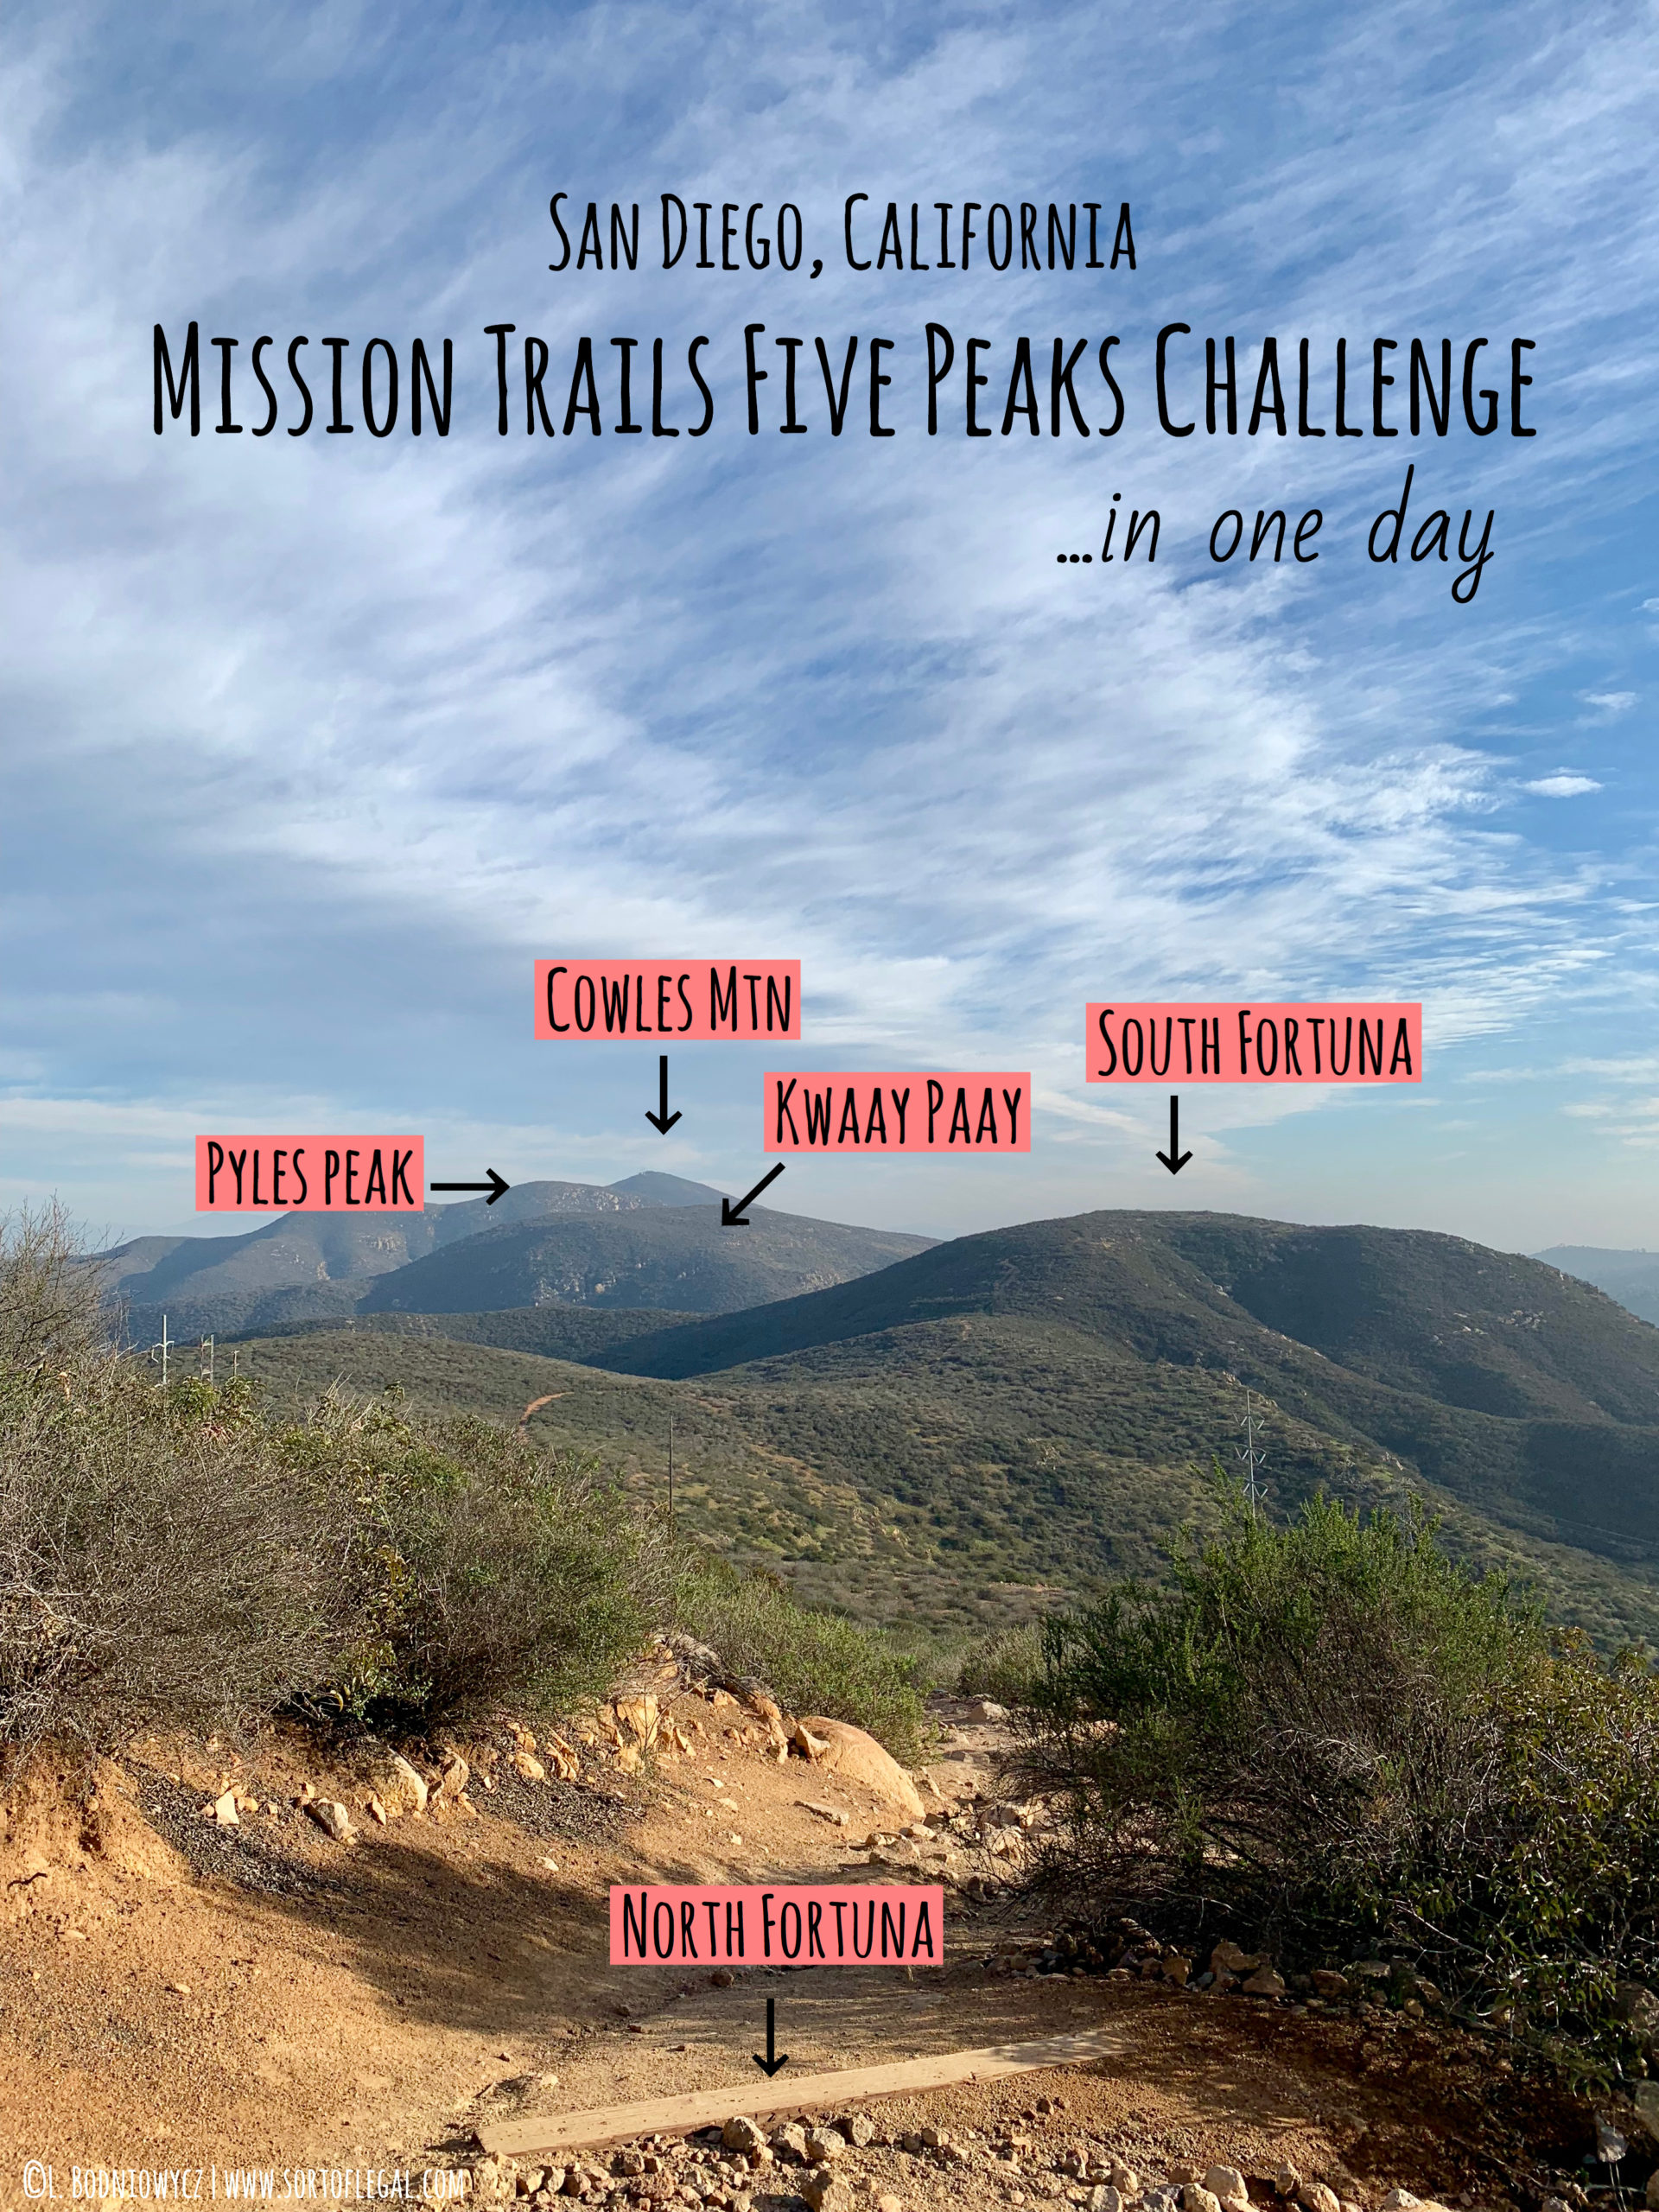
(0, 1206), (929, 1767)
(956, 1618), (1046, 1707)
(0, 1355), (353, 1755)
(290, 1391), (664, 1729)
(672, 1551), (928, 1762)
(3, 1201), (111, 1374)
(1034, 1485), (1659, 2074)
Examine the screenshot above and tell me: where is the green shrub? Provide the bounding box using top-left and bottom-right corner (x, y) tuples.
(957, 1618), (1046, 1707)
(671, 1549), (928, 1762)
(0, 1353), (352, 1755)
(288, 1389), (664, 1729)
(1034, 1484), (1659, 2074)
(1, 1204), (929, 1764)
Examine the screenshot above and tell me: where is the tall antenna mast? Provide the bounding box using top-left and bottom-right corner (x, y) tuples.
(1236, 1388), (1269, 1519)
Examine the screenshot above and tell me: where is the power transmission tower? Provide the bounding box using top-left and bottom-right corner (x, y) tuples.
(1236, 1389), (1269, 1518)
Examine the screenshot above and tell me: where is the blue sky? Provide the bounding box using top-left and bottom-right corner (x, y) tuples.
(5, 0), (1658, 1252)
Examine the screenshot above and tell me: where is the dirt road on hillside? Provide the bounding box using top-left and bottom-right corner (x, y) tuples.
(0, 1686), (1606, 2212)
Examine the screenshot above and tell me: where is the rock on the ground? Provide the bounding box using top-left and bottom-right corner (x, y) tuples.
(795, 1718), (925, 1818)
(721, 2119), (765, 2156)
(1181, 2190), (1222, 2212)
(1310, 1969), (1350, 1999)
(209, 1789), (239, 1827)
(366, 1752), (429, 1815)
(803, 2129), (846, 2165)
(1595, 2117), (1629, 2164)
(1243, 1964), (1287, 1999)
(769, 2124), (808, 2165)
(613, 1694), (659, 1744)
(306, 1797), (355, 1841)
(836, 2114), (876, 2149)
(512, 1750), (548, 1783)
(1204, 2170), (1248, 2205)
(799, 2177), (852, 2212)
(1298, 2186), (1341, 2212)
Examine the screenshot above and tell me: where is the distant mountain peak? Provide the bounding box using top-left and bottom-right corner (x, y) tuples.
(607, 1172), (728, 1208)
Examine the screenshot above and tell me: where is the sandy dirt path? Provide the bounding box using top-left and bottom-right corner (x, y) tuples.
(0, 1690), (1593, 2210)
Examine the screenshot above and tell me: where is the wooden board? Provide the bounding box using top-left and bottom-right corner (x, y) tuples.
(477, 2030), (1122, 2158)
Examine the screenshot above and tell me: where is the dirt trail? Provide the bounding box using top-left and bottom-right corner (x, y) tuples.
(0, 1687), (1601, 2211)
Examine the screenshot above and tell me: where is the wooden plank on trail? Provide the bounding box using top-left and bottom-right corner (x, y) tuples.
(477, 2030), (1122, 2158)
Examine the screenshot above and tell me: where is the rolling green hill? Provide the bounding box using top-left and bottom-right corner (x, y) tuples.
(232, 1209), (1659, 1649)
(234, 1302), (702, 1363)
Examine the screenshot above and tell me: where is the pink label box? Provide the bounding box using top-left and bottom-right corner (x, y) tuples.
(536, 961), (801, 1039)
(610, 1884), (944, 1967)
(766, 1073), (1031, 1151)
(194, 1135), (424, 1211)
(1086, 1001), (1421, 1084)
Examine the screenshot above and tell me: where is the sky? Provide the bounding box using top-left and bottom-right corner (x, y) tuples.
(4, 0), (1659, 1255)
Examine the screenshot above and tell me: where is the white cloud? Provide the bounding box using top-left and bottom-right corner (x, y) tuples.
(5, 0), (1659, 1245)
(1523, 772), (1603, 796)
(1580, 691), (1637, 714)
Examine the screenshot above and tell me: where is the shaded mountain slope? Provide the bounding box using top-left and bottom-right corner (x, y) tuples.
(99, 1178), (658, 1328)
(355, 1204), (934, 1318)
(103, 1177), (934, 1338)
(235, 1301), (702, 1363)
(590, 1210), (1659, 1573)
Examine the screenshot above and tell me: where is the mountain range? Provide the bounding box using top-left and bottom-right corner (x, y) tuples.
(99, 1173), (935, 1343)
(1536, 1246), (1659, 1328)
(221, 1209), (1659, 1646)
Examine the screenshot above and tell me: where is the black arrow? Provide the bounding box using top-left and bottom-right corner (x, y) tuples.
(721, 1162), (785, 1226)
(645, 1055), (683, 1136)
(429, 1168), (511, 1205)
(1155, 1095), (1192, 1176)
(752, 1996), (789, 2077)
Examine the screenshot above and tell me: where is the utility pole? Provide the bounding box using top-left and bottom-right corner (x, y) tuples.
(1236, 1389), (1268, 1519)
(668, 1414), (676, 1544)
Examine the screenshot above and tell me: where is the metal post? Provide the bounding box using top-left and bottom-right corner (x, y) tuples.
(668, 1415), (675, 1543)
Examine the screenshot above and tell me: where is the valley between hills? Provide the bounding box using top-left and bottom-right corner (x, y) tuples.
(101, 1184), (1659, 1648)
